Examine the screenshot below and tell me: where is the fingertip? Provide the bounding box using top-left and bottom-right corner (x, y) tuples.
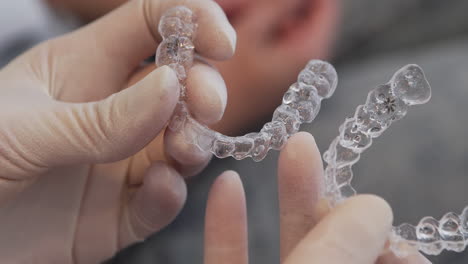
(186, 63), (227, 125)
(152, 65), (179, 85)
(194, 2), (237, 60)
(151, 65), (180, 99)
(277, 132), (322, 196)
(144, 162), (187, 209)
(145, 162), (187, 216)
(332, 195), (394, 248)
(211, 170), (243, 195)
(125, 64), (180, 138)
(285, 131), (318, 154)
(164, 121), (213, 178)
(204, 22), (237, 60)
(158, 0), (237, 60)
(126, 161), (187, 240)
(340, 195), (394, 228)
(220, 170), (241, 182)
(208, 170), (245, 213)
(290, 131), (317, 143)
(175, 156), (212, 179)
(205, 170), (247, 264)
(279, 132), (323, 190)
(164, 127), (212, 166)
(281, 132), (318, 161)
(225, 24), (237, 58)
(132, 65), (180, 119)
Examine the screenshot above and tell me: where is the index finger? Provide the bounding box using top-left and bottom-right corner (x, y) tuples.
(278, 132), (324, 261)
(204, 171), (248, 264)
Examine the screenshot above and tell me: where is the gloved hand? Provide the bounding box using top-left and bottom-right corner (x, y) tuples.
(0, 0), (235, 263)
(203, 132), (432, 264)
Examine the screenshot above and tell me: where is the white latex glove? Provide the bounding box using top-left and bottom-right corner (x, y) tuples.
(0, 0), (235, 263)
(203, 133), (432, 264)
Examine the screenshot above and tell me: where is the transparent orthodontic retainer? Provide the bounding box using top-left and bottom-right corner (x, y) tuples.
(156, 6), (468, 257)
(156, 6), (337, 162)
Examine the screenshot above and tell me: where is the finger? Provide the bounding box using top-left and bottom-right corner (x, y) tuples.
(58, 0), (236, 77)
(285, 195), (393, 264)
(164, 62), (226, 177)
(120, 161), (187, 246)
(186, 62), (228, 125)
(278, 132), (324, 261)
(127, 119), (212, 182)
(126, 61), (226, 179)
(6, 66), (178, 179)
(174, 155), (212, 177)
(131, 62), (228, 131)
(164, 125), (213, 178)
(204, 171), (248, 264)
(377, 251), (432, 264)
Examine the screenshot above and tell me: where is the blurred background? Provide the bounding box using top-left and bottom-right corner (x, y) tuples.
(2, 0), (468, 263)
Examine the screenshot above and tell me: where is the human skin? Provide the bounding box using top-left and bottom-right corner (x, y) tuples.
(203, 132), (432, 264)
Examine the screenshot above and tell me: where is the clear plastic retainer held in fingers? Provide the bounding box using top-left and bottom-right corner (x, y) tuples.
(321, 64), (468, 257)
(155, 5), (468, 257)
(155, 6), (337, 162)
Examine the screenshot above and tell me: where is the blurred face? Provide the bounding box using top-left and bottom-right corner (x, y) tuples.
(45, 0), (248, 23)
(46, 0), (128, 22)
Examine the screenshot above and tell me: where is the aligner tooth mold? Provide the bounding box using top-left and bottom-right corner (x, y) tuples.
(156, 6), (468, 257)
(156, 6), (337, 162)
(321, 63), (468, 256)
(322, 64), (432, 204)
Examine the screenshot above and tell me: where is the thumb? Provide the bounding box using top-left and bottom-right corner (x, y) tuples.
(285, 195), (393, 264)
(2, 66), (179, 179)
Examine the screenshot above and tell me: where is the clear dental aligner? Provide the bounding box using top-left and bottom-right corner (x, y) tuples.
(322, 64), (468, 257)
(155, 6), (337, 162)
(155, 6), (468, 258)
